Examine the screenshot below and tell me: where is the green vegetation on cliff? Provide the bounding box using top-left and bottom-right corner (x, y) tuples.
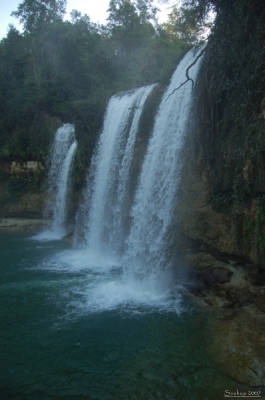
(181, 0), (265, 263)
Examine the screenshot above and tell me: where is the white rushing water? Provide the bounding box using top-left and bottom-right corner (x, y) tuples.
(38, 48), (204, 313)
(50, 140), (77, 234)
(77, 85), (156, 256)
(35, 124), (77, 241)
(123, 48), (204, 280)
(67, 48), (204, 312)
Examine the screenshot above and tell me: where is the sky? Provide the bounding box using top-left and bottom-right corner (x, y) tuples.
(0, 0), (174, 40)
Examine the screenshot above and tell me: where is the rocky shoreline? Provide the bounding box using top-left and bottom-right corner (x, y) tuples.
(0, 218), (48, 231)
(186, 252), (265, 387)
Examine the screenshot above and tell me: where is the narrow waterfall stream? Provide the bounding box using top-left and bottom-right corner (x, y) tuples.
(35, 123), (77, 240)
(50, 140), (77, 235)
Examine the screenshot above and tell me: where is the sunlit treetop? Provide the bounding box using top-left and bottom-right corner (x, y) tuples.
(11, 0), (67, 33)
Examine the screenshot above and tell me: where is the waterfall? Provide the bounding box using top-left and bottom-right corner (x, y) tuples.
(50, 140), (77, 235)
(70, 48), (204, 309)
(36, 124), (77, 240)
(124, 48), (204, 279)
(77, 84), (156, 256)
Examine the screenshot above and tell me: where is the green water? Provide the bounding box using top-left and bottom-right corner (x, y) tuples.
(0, 232), (245, 399)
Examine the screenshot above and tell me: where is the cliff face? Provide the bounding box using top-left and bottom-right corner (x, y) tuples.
(174, 155), (238, 259)
(0, 161), (46, 219)
(174, 104), (265, 269)
(0, 192), (45, 219)
(174, 102), (265, 266)
(0, 158), (81, 228)
(172, 2), (265, 386)
(173, 0), (265, 267)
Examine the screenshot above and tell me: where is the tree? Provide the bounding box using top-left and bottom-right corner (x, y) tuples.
(11, 0), (66, 34)
(0, 0), (191, 164)
(160, 0), (215, 42)
(135, 0), (158, 24)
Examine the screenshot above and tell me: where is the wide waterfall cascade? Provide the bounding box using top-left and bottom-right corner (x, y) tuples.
(77, 84), (156, 257)
(66, 48), (204, 312)
(35, 124), (77, 240)
(124, 48), (204, 279)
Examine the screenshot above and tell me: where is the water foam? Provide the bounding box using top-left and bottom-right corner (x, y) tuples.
(36, 248), (183, 314)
